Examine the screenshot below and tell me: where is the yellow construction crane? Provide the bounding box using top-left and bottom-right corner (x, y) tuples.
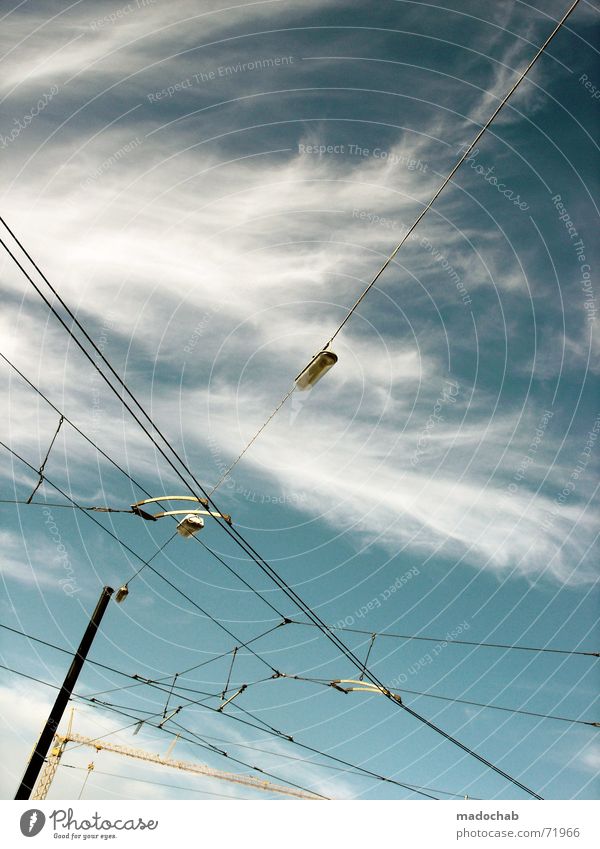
(32, 719), (325, 801)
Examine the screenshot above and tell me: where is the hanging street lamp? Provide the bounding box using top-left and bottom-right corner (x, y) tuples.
(294, 349), (338, 390)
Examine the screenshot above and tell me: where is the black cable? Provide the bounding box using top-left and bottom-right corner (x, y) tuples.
(281, 673), (598, 729)
(0, 230), (543, 797)
(323, 0), (583, 346)
(287, 620), (599, 659)
(0, 661), (327, 800)
(175, 730), (476, 799)
(0, 621), (283, 701)
(358, 633), (377, 681)
(398, 687), (598, 728)
(3, 485), (595, 662)
(220, 522), (545, 798)
(221, 647), (238, 700)
(1, 364), (542, 799)
(0, 626), (441, 799)
(73, 699), (330, 799)
(2, 384), (541, 799)
(0, 623), (220, 700)
(90, 692), (439, 799)
(133, 682), (440, 799)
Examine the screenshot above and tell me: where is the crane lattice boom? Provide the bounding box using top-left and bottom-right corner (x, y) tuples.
(34, 731), (325, 801)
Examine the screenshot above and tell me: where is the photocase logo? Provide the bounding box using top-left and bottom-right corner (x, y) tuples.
(19, 810), (46, 837)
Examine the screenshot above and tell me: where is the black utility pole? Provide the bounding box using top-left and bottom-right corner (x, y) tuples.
(14, 585), (114, 800)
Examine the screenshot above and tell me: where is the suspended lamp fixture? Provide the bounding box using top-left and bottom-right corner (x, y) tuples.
(294, 349), (338, 390)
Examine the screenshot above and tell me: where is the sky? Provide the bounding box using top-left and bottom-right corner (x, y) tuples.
(0, 0), (598, 802)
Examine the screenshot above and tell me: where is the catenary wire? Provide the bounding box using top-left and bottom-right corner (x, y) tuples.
(0, 89), (549, 797)
(0, 343), (543, 798)
(0, 662), (328, 800)
(2, 493), (594, 659)
(286, 619), (599, 658)
(25, 414), (63, 503)
(276, 673), (598, 729)
(2, 661), (431, 799)
(0, 627), (445, 799)
(1, 369), (542, 799)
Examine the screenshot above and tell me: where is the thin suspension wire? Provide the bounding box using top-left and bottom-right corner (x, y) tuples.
(77, 763), (94, 800)
(325, 0), (582, 344)
(283, 673), (597, 729)
(169, 717), (437, 800)
(122, 531), (178, 588)
(221, 647), (238, 700)
(173, 731), (476, 798)
(0, 235), (220, 513)
(0, 499), (135, 513)
(287, 620), (599, 659)
(234, 539), (544, 797)
(0, 154), (567, 798)
(358, 633), (377, 681)
(91, 694), (437, 799)
(0, 622), (279, 698)
(208, 383), (297, 496)
(66, 698), (330, 800)
(5, 489), (590, 657)
(212, 496), (545, 797)
(58, 764), (247, 800)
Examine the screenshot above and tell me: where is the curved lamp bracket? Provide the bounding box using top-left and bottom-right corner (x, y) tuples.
(131, 496), (232, 525)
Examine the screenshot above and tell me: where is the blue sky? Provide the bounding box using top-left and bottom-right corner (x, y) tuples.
(0, 0), (598, 800)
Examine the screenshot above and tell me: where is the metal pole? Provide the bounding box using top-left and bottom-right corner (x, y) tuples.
(14, 585), (114, 800)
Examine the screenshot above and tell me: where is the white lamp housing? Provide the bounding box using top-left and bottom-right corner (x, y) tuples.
(176, 514), (205, 538)
(295, 350), (338, 391)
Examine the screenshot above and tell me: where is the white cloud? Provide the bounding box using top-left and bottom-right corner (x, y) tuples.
(580, 744), (600, 773)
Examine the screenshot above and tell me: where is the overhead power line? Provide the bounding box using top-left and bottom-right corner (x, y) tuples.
(59, 762), (473, 801)
(25, 415), (63, 503)
(279, 673), (598, 729)
(0, 658), (438, 800)
(0, 624), (444, 799)
(0, 661), (328, 800)
(1, 341), (542, 799)
(287, 620), (599, 659)
(0, 3), (581, 790)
